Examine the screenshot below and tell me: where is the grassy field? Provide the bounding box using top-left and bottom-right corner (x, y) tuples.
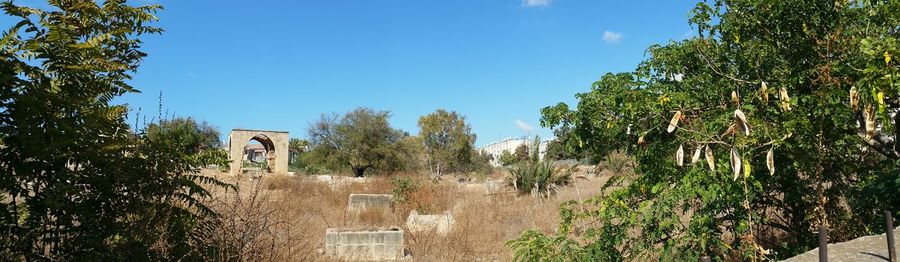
(200, 164), (622, 261)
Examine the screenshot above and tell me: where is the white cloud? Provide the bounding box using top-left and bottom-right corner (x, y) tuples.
(523, 0), (552, 7)
(515, 120), (533, 132)
(603, 30), (624, 44)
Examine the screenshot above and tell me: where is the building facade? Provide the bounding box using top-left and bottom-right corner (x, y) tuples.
(478, 136), (551, 166)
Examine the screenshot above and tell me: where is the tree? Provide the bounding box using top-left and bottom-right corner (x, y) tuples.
(147, 117), (222, 150)
(544, 125), (593, 162)
(529, 135), (542, 162)
(514, 143), (530, 163)
(289, 138), (309, 154)
(498, 150), (518, 166)
(417, 109), (476, 175)
(0, 1), (229, 260)
(307, 108), (410, 177)
(513, 0), (900, 260)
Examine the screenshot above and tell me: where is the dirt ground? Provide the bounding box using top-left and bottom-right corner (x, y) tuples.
(199, 167), (618, 261)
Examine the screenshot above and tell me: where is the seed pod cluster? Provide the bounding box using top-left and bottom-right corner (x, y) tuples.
(849, 86), (859, 111)
(760, 82), (769, 103)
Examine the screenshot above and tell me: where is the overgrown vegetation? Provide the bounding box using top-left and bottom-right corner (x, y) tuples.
(306, 108), (421, 177)
(506, 161), (572, 198)
(418, 109), (478, 176)
(543, 125), (594, 163)
(506, 138), (572, 197)
(0, 1), (230, 259)
(514, 0), (900, 260)
(390, 176), (419, 203)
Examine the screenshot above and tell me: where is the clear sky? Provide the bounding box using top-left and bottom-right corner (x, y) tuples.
(5, 0), (699, 146)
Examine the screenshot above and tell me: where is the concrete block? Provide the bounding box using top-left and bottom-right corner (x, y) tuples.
(460, 180), (505, 195)
(348, 194), (393, 213)
(405, 210), (455, 236)
(324, 228), (406, 261)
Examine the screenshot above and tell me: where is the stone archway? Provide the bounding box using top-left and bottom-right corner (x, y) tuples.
(228, 129), (289, 174)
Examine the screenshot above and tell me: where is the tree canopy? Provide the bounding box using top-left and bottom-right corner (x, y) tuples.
(417, 109), (476, 175)
(147, 117), (222, 151)
(307, 108), (419, 177)
(0, 0), (229, 259)
(514, 0), (900, 260)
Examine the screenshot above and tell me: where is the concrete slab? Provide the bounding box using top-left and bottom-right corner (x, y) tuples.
(406, 211), (455, 236)
(348, 194), (393, 213)
(781, 227), (899, 262)
(325, 228), (406, 261)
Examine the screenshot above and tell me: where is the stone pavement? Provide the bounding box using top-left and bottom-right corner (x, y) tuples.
(781, 227), (898, 262)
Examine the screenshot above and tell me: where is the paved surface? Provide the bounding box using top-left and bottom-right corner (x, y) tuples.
(781, 227), (898, 262)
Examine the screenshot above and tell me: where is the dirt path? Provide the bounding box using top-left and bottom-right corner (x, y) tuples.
(781, 227), (898, 262)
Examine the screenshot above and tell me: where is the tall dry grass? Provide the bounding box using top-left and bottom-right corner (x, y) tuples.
(199, 167), (611, 261)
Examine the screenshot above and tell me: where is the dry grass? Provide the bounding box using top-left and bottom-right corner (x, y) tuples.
(200, 167), (613, 261)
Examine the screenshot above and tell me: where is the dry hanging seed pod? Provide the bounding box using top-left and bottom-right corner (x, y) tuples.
(730, 147), (742, 181)
(705, 146), (715, 172)
(676, 144), (684, 167)
(766, 147), (775, 176)
(637, 134), (646, 145)
(864, 104), (876, 140)
(734, 109), (750, 136)
(667, 111), (682, 133)
(722, 123), (737, 137)
(780, 88), (792, 111)
(849, 86), (859, 111)
(691, 145), (702, 164)
(760, 82), (769, 103)
(731, 90), (740, 106)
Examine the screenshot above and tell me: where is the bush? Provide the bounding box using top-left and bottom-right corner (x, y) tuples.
(603, 150), (631, 174)
(390, 176), (419, 203)
(506, 161), (572, 197)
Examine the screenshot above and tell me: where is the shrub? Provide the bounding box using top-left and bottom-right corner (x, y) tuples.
(506, 161), (572, 197)
(603, 150), (631, 174)
(390, 176), (419, 203)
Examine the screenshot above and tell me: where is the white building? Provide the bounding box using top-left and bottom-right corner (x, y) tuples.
(243, 143), (267, 163)
(478, 136), (551, 166)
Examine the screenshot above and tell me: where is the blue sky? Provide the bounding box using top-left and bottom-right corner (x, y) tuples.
(6, 0), (698, 146)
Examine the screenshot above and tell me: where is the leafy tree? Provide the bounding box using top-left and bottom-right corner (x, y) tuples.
(417, 109), (477, 175)
(307, 108), (412, 177)
(287, 138), (310, 171)
(514, 0), (900, 260)
(529, 135), (542, 162)
(514, 143), (530, 163)
(0, 1), (229, 260)
(498, 150), (518, 166)
(147, 117), (222, 150)
(544, 125), (594, 162)
(288, 138), (309, 154)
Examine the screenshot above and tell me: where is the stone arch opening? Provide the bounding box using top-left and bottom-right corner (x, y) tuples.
(243, 134), (277, 172)
(228, 129), (289, 175)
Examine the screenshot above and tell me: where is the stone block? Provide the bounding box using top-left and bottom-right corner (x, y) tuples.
(348, 194), (393, 213)
(406, 210), (455, 236)
(325, 228), (405, 261)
